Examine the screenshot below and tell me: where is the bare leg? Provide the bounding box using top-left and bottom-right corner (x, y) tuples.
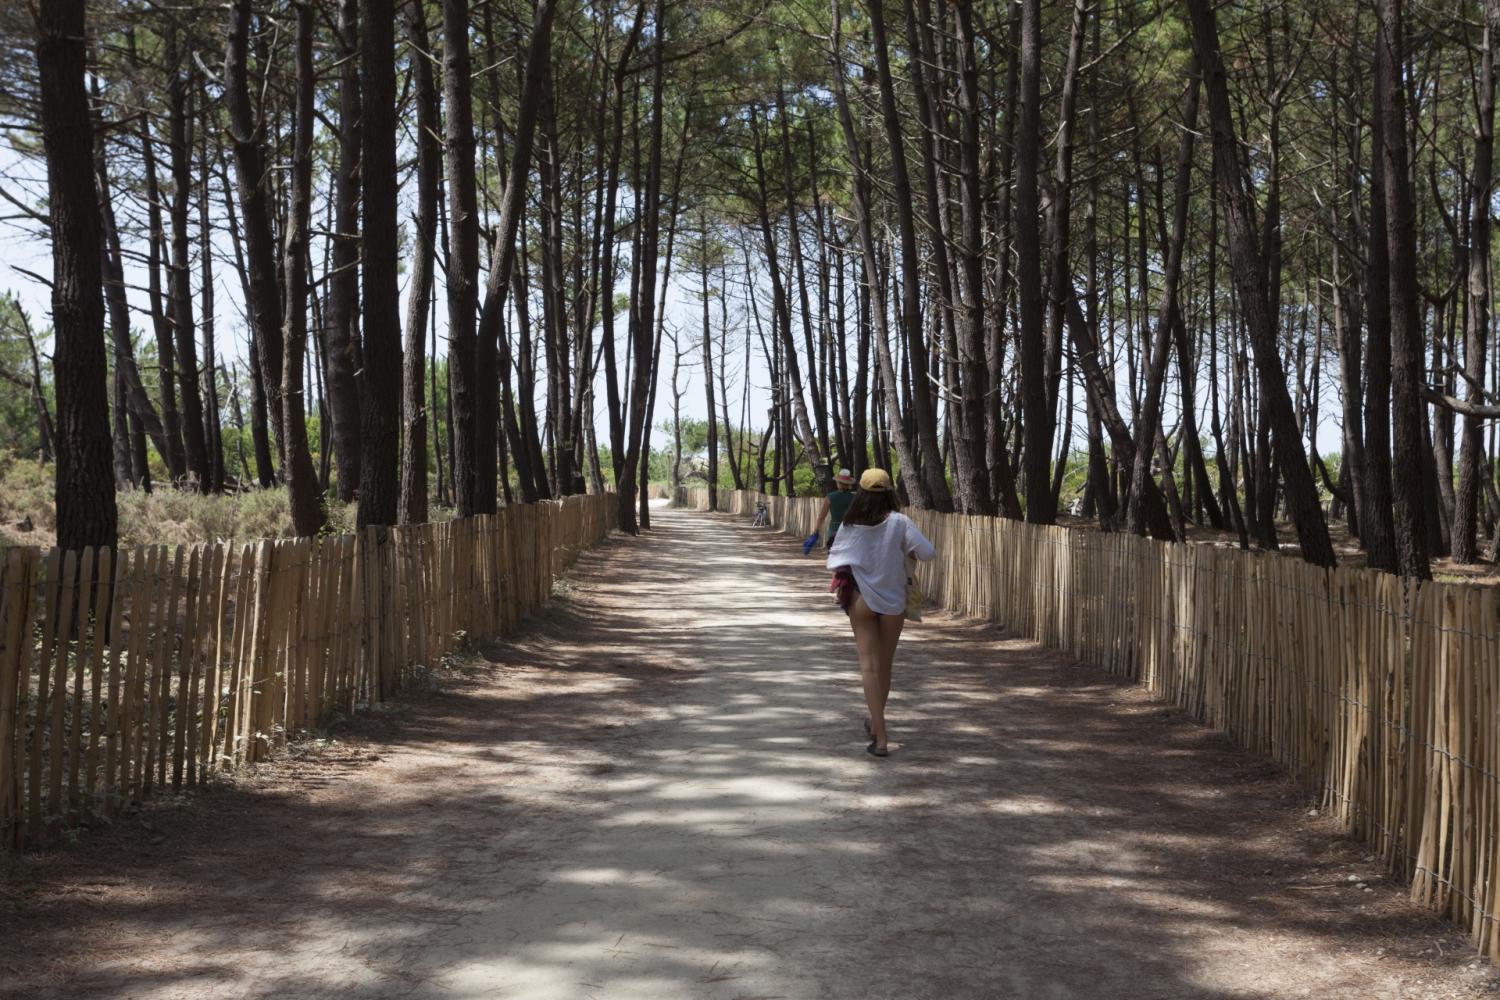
(847, 595), (888, 748)
(876, 613), (905, 717)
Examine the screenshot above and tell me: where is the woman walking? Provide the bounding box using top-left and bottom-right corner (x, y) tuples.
(804, 468), (856, 552)
(826, 469), (936, 757)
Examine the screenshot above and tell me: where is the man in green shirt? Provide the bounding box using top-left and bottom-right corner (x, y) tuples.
(810, 468), (856, 550)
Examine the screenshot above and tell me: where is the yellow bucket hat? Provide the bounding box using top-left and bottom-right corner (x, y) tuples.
(859, 468), (894, 492)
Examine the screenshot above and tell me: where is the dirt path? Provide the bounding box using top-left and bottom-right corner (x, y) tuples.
(3, 505), (1497, 1000)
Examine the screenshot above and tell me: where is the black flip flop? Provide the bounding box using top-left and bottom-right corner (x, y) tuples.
(867, 740), (889, 758)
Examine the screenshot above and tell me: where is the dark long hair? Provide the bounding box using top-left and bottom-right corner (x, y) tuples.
(842, 488), (900, 526)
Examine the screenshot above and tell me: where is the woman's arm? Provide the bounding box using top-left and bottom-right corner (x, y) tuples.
(812, 498), (830, 533)
(903, 516), (937, 561)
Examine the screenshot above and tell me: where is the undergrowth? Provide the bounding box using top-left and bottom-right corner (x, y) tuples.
(0, 451), (368, 549)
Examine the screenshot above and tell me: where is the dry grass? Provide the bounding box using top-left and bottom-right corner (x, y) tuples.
(0, 451), (370, 550)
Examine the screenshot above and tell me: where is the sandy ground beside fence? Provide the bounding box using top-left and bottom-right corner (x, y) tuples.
(2, 503), (1497, 1000)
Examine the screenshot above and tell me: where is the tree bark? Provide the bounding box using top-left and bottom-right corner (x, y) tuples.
(1454, 0), (1498, 562)
(35, 0), (118, 550)
(282, 0), (324, 537)
(443, 0), (481, 515)
(1041, 0), (1089, 517)
(358, 0), (403, 527)
(598, 7), (649, 492)
(216, 150), (275, 486)
(1017, 0), (1054, 523)
(224, 0), (286, 473)
(1126, 66), (1200, 536)
(166, 44), (211, 492)
(830, 0), (927, 506)
(93, 90), (168, 477)
(616, 0), (665, 532)
(866, 0), (951, 510)
(1183, 0), (1337, 567)
(400, 0), (441, 525)
(197, 92), (225, 493)
(1359, 52), (1400, 569)
(473, 0), (559, 515)
(325, 0), (364, 502)
(1374, 0), (1432, 578)
(701, 215), (718, 511)
(130, 28), (186, 482)
(951, 0), (997, 515)
(749, 103), (826, 495)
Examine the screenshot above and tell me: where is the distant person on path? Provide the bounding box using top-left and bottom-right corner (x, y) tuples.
(804, 468), (856, 553)
(826, 469), (936, 758)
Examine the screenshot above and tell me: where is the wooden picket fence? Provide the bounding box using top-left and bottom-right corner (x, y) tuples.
(679, 486), (1500, 963)
(0, 493), (615, 849)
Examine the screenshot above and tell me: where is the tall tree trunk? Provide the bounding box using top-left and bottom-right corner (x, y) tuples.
(282, 0), (324, 537)
(1374, 0), (1432, 578)
(1183, 0), (1337, 567)
(749, 103), (825, 495)
(866, 0), (951, 509)
(358, 0), (402, 527)
(598, 7), (649, 491)
(400, 0), (440, 525)
(198, 93), (225, 493)
(951, 0), (998, 515)
(1041, 0), (1089, 516)
(617, 0), (666, 532)
(538, 68), (576, 496)
(1333, 244), (1367, 537)
(216, 150), (275, 487)
(224, 0), (286, 479)
(510, 238), (551, 501)
(1017, 0), (1054, 523)
(774, 86), (832, 478)
(1207, 188), (1249, 546)
(131, 28), (186, 482)
(1360, 53), (1400, 569)
(444, 0), (481, 514)
(1060, 292), (1177, 540)
(146, 148), (185, 475)
(904, 0), (972, 511)
(830, 0), (927, 505)
(93, 86), (169, 476)
(1172, 310), (1223, 528)
(35, 0), (117, 550)
(1454, 0), (1498, 563)
(325, 0), (364, 502)
(110, 354), (131, 488)
(987, 0), (1024, 518)
(166, 46), (211, 492)
(701, 215), (719, 511)
(1127, 66), (1200, 536)
(473, 0), (559, 515)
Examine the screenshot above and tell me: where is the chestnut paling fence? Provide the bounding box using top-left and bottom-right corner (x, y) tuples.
(679, 486), (1500, 961)
(0, 493), (615, 848)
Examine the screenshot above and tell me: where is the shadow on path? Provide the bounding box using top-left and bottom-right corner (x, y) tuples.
(2, 507), (1494, 1000)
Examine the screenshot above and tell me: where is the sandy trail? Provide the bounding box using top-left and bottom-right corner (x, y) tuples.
(3, 505), (1495, 1000)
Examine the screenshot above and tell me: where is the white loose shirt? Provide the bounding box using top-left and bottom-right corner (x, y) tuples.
(826, 511), (937, 615)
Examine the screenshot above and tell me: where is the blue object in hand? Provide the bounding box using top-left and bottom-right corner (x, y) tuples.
(801, 533), (820, 555)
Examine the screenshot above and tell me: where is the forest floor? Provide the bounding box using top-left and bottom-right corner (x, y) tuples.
(2, 504), (1498, 999)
